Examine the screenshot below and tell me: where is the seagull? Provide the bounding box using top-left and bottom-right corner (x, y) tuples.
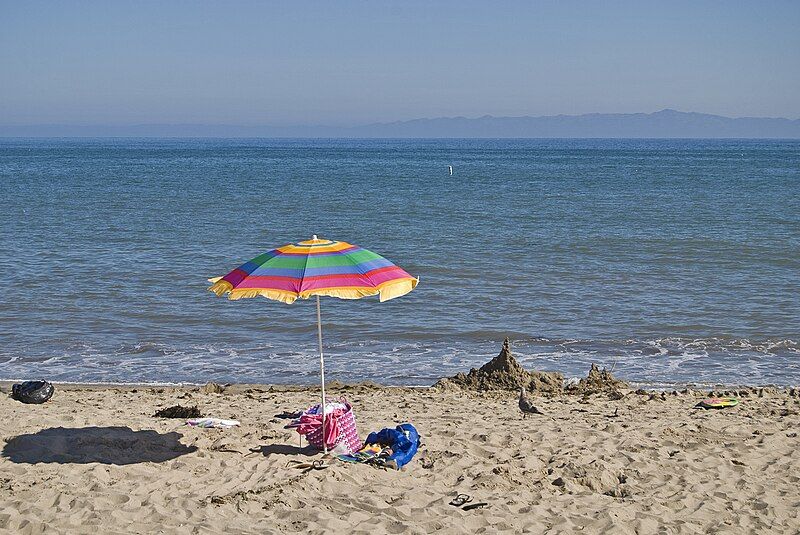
(519, 387), (543, 417)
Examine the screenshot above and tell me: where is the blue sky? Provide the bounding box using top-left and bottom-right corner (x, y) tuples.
(1, 1), (798, 125)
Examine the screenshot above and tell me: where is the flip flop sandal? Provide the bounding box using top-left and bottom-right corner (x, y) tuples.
(309, 460), (327, 471)
(286, 459), (328, 473)
(449, 494), (473, 507)
(462, 502), (489, 511)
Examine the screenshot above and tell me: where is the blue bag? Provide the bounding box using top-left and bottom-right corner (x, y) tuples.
(364, 423), (420, 470)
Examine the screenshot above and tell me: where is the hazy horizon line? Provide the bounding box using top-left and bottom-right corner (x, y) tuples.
(3, 109), (799, 139)
(3, 108), (800, 129)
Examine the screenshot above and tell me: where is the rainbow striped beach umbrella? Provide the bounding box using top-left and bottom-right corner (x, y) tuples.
(208, 236), (418, 452)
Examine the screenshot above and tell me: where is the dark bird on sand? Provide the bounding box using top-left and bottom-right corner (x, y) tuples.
(519, 387), (543, 416)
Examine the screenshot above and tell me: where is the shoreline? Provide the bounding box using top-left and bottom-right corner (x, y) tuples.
(2, 382), (797, 405)
(2, 379), (798, 392)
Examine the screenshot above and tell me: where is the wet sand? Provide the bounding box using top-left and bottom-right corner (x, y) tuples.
(1, 383), (799, 534)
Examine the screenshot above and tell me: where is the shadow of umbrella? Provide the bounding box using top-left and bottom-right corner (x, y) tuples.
(253, 443), (318, 458)
(2, 427), (197, 465)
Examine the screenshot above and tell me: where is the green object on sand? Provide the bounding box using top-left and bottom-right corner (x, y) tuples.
(697, 397), (739, 409)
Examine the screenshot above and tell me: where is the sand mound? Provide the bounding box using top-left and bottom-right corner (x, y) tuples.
(566, 363), (628, 396)
(434, 338), (563, 394)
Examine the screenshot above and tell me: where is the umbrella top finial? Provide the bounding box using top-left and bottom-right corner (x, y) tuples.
(312, 234), (318, 240)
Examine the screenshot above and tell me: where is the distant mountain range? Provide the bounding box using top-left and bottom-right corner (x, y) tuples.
(2, 109), (799, 138)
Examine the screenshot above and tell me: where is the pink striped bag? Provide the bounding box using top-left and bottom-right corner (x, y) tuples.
(294, 398), (362, 454)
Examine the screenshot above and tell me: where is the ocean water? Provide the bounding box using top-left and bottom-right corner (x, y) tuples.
(0, 138), (798, 387)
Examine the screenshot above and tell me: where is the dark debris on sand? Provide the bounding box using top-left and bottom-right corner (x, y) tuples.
(433, 338), (563, 395)
(153, 405), (201, 418)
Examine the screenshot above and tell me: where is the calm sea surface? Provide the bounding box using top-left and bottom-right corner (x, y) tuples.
(1, 138), (798, 387)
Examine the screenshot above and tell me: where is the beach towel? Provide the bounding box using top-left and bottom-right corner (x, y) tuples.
(186, 417), (240, 428)
(338, 443), (385, 464)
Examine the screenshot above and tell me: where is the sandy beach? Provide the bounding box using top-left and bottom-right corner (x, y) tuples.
(1, 377), (799, 534)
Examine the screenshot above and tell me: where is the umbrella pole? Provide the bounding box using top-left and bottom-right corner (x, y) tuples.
(316, 295), (327, 454)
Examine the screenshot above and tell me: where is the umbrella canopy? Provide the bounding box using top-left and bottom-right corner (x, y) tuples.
(208, 236), (418, 453)
(208, 236), (417, 304)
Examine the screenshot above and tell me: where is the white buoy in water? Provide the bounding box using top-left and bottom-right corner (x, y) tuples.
(448, 165), (453, 176)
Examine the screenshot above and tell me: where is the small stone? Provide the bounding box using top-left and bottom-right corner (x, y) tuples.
(604, 486), (630, 498)
(552, 477), (566, 487)
(201, 382), (225, 394)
